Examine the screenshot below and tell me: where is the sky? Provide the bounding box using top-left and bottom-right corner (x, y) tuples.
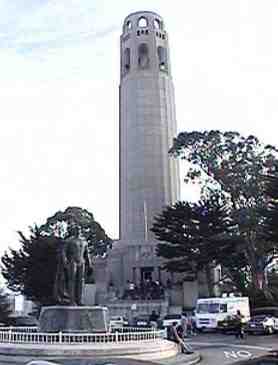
(0, 0), (278, 258)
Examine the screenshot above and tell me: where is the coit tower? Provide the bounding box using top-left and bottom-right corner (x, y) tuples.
(119, 11), (180, 241)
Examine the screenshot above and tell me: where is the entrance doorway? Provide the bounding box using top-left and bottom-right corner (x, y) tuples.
(141, 267), (154, 282)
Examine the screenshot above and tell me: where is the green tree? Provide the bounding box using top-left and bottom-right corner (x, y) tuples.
(2, 227), (61, 305)
(261, 174), (278, 243)
(1, 207), (112, 305)
(152, 196), (235, 296)
(170, 130), (278, 291)
(38, 206), (112, 255)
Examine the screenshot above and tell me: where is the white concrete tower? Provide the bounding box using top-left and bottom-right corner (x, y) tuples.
(119, 11), (180, 241)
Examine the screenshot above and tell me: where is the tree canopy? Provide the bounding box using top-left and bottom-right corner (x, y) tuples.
(38, 206), (112, 256)
(170, 130), (278, 205)
(1, 206), (112, 305)
(166, 130), (278, 292)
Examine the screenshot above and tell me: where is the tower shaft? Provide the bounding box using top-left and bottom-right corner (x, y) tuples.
(119, 11), (180, 241)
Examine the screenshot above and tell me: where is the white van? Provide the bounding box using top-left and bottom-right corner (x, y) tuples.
(195, 297), (250, 330)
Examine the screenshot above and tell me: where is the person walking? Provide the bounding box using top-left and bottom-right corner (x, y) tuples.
(181, 313), (188, 337)
(235, 309), (245, 339)
(187, 314), (196, 336)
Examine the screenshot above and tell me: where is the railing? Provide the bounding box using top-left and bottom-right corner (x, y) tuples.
(0, 327), (165, 345)
(0, 327), (38, 333)
(111, 326), (152, 332)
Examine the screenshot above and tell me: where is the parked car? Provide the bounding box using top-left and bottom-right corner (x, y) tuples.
(110, 316), (129, 328)
(162, 314), (182, 328)
(246, 315), (278, 335)
(246, 307), (278, 335)
(132, 315), (150, 327)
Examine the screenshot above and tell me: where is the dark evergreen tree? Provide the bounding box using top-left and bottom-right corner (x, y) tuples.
(1, 206), (112, 305)
(2, 227), (59, 305)
(152, 196), (236, 295)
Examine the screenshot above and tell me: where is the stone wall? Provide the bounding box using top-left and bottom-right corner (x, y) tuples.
(107, 299), (169, 322)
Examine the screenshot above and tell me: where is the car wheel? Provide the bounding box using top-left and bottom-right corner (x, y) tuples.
(266, 326), (274, 335)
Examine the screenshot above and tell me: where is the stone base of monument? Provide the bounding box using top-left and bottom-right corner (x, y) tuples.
(0, 304), (203, 364)
(39, 306), (109, 333)
(0, 340), (181, 363)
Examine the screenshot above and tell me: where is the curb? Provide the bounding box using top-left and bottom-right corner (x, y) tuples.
(152, 351), (201, 365)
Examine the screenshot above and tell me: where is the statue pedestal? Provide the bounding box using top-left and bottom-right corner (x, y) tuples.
(39, 306), (109, 333)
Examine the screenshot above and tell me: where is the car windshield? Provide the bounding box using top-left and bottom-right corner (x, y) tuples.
(197, 303), (220, 314)
(164, 315), (180, 320)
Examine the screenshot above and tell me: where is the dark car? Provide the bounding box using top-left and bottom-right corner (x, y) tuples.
(246, 314), (277, 335)
(132, 315), (150, 327)
(217, 315), (242, 334)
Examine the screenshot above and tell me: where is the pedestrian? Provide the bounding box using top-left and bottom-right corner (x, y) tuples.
(187, 314), (194, 336)
(190, 311), (197, 336)
(235, 309), (245, 339)
(149, 310), (159, 328)
(181, 312), (188, 337)
(169, 322), (194, 354)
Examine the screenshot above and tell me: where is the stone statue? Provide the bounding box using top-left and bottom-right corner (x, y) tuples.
(53, 226), (93, 306)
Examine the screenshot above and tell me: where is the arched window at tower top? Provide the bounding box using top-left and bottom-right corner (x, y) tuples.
(126, 20), (132, 30)
(123, 48), (131, 73)
(154, 19), (161, 30)
(138, 43), (149, 69)
(157, 46), (168, 72)
(138, 17), (148, 27)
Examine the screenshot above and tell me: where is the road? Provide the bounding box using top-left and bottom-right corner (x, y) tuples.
(188, 332), (277, 364)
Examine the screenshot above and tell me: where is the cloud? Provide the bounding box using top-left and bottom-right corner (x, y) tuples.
(0, 0), (117, 57)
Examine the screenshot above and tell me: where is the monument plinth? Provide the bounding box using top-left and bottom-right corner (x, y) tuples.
(39, 305), (109, 333)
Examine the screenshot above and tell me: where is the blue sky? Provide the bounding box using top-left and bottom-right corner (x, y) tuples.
(0, 0), (278, 257)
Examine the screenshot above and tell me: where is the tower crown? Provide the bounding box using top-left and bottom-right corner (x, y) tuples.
(122, 11), (164, 33)
(120, 11), (170, 79)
